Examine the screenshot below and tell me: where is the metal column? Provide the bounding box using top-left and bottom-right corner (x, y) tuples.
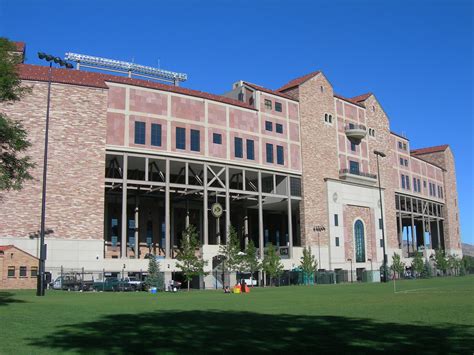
(258, 171), (264, 260)
(165, 159), (170, 258)
(121, 155), (128, 258)
(286, 176), (293, 259)
(203, 164), (208, 245)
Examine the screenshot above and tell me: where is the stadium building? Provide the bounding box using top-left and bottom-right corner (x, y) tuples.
(0, 42), (462, 287)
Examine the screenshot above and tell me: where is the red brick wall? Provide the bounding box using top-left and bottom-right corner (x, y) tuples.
(0, 247), (38, 289)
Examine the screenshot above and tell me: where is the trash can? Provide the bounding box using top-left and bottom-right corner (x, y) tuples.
(150, 287), (157, 294)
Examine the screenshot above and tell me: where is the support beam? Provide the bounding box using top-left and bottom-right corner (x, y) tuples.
(134, 190), (139, 258)
(225, 167), (230, 243)
(165, 159), (170, 259)
(258, 171), (264, 260)
(410, 197), (415, 254)
(121, 155), (128, 258)
(287, 176), (293, 259)
(203, 163), (208, 245)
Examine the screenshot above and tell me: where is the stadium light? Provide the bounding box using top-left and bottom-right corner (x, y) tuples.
(374, 150), (388, 283)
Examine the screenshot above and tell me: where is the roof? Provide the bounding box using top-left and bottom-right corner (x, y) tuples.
(411, 144), (449, 156)
(390, 131), (409, 141)
(333, 94), (365, 108)
(0, 245), (39, 259)
(242, 81), (297, 101)
(277, 70), (321, 92)
(351, 92), (372, 102)
(13, 41), (25, 53)
(18, 64), (256, 111)
(0, 245), (14, 252)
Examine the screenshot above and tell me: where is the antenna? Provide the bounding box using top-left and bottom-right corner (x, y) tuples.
(64, 52), (188, 86)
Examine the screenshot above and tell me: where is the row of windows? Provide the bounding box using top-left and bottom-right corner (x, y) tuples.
(264, 99), (283, 112)
(234, 137), (255, 160)
(401, 174), (444, 198)
(401, 174), (411, 190)
(134, 122), (162, 147)
(398, 141), (407, 150)
(176, 127), (200, 152)
(368, 128), (376, 137)
(266, 144), (284, 165)
(413, 177), (422, 192)
(265, 121), (284, 134)
(399, 157), (409, 167)
(333, 214), (382, 229)
(324, 113), (333, 124)
(7, 266), (37, 278)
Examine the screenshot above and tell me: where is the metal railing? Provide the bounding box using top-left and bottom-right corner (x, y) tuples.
(345, 123), (367, 131)
(339, 168), (377, 179)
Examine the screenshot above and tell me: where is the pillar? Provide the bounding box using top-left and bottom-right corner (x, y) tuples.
(134, 191), (139, 258)
(225, 167), (230, 243)
(165, 159), (170, 259)
(121, 154), (128, 258)
(286, 176), (293, 259)
(203, 164), (208, 245)
(258, 171), (264, 260)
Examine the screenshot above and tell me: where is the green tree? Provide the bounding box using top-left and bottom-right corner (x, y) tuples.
(300, 246), (318, 285)
(144, 257), (164, 291)
(411, 252), (424, 278)
(176, 225), (208, 291)
(421, 260), (433, 278)
(242, 239), (260, 286)
(0, 38), (34, 190)
(262, 243), (284, 286)
(431, 249), (448, 276)
(391, 253), (405, 279)
(462, 255), (474, 274)
(447, 254), (462, 276)
(218, 226), (242, 274)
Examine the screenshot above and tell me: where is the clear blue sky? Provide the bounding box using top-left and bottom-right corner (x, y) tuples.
(1, 0), (473, 243)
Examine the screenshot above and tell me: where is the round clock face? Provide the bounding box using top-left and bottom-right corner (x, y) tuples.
(333, 192), (338, 203)
(211, 203), (223, 218)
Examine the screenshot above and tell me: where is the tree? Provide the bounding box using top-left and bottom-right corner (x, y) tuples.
(175, 225), (208, 291)
(390, 253), (405, 279)
(447, 254), (461, 276)
(261, 243), (284, 286)
(242, 239), (260, 286)
(411, 252), (424, 278)
(0, 37), (34, 191)
(300, 246), (318, 285)
(218, 226), (242, 274)
(421, 260), (433, 278)
(431, 249), (448, 276)
(144, 257), (164, 291)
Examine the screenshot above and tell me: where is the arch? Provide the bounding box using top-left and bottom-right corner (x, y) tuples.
(354, 219), (365, 262)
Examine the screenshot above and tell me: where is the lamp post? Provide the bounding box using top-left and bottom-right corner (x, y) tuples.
(36, 53), (73, 297)
(348, 258), (353, 283)
(313, 225), (325, 271)
(374, 150), (388, 283)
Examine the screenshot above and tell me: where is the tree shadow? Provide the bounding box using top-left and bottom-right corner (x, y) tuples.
(27, 310), (473, 354)
(0, 292), (27, 306)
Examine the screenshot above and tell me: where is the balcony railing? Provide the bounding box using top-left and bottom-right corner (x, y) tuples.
(345, 123), (367, 140)
(339, 168), (377, 181)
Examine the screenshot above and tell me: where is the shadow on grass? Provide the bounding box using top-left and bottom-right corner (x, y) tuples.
(27, 310), (473, 354)
(0, 292), (27, 306)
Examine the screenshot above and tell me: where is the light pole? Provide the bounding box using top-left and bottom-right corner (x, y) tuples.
(348, 258), (353, 283)
(313, 225), (325, 271)
(374, 150), (388, 283)
(36, 53), (73, 297)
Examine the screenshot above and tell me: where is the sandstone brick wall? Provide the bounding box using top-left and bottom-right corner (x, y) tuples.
(0, 246), (39, 289)
(343, 205), (376, 262)
(0, 81), (108, 241)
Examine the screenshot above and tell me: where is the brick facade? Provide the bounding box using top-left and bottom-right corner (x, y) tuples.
(0, 245), (39, 289)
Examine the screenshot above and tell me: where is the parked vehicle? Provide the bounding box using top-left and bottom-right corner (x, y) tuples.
(123, 277), (143, 291)
(92, 277), (132, 292)
(51, 273), (94, 291)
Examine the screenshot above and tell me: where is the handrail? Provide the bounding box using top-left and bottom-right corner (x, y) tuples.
(339, 168), (377, 179)
(345, 123), (367, 131)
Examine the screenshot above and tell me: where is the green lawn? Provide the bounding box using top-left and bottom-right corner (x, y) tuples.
(1, 276), (473, 354)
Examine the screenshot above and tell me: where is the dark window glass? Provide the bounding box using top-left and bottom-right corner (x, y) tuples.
(238, 92), (244, 102)
(213, 133), (222, 144)
(134, 121), (146, 145)
(413, 177), (417, 192)
(351, 142), (356, 152)
(401, 174), (406, 189)
(354, 220), (365, 262)
(235, 137), (243, 158)
(276, 123), (283, 134)
(334, 214), (339, 226)
(151, 123), (162, 147)
(190, 129), (200, 152)
(246, 139), (255, 160)
(290, 177), (301, 196)
(349, 123), (355, 129)
(349, 161), (359, 174)
(406, 175), (410, 190)
(379, 218), (383, 230)
(31, 267), (38, 277)
(275, 102), (282, 112)
(418, 179), (421, 193)
(398, 141), (402, 149)
(7, 266), (15, 277)
(19, 266), (27, 277)
(265, 121), (273, 131)
(176, 127), (186, 150)
(264, 99), (272, 110)
(424, 180), (427, 188)
(380, 239), (384, 248)
(266, 143), (274, 163)
(400, 157), (404, 165)
(335, 237), (340, 247)
(276, 145), (284, 165)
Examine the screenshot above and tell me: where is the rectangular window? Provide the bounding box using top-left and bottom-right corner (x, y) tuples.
(379, 218), (383, 230)
(276, 123), (283, 134)
(151, 123), (162, 147)
(264, 99), (272, 110)
(275, 102), (282, 112)
(349, 123), (355, 129)
(429, 183), (433, 196)
(380, 239), (384, 248)
(246, 139), (255, 160)
(440, 186), (443, 198)
(417, 179), (421, 193)
(134, 121), (146, 145)
(276, 145), (284, 165)
(213, 133), (222, 144)
(401, 174), (406, 189)
(400, 157), (404, 165)
(335, 237), (340, 247)
(403, 143), (407, 150)
(7, 266), (15, 278)
(404, 159), (408, 167)
(413, 177), (417, 192)
(266, 143), (274, 163)
(176, 127), (186, 150)
(424, 180), (427, 188)
(190, 129), (200, 152)
(19, 266), (27, 277)
(349, 161), (359, 174)
(31, 267), (38, 278)
(351, 142), (356, 152)
(398, 142), (402, 149)
(334, 214), (339, 226)
(235, 137), (243, 158)
(265, 121), (273, 131)
(406, 175), (410, 190)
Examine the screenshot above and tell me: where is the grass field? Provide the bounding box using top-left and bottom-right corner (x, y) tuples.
(1, 276), (473, 354)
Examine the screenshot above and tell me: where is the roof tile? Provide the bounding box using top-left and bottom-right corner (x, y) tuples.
(277, 70), (321, 92)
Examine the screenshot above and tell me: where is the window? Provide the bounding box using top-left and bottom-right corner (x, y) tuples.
(7, 266), (15, 278)
(276, 145), (284, 165)
(235, 137), (243, 158)
(19, 266), (27, 277)
(379, 218), (383, 230)
(276, 123), (283, 134)
(324, 113), (328, 123)
(329, 115), (333, 123)
(264, 99), (272, 110)
(265, 121), (273, 131)
(31, 267), (38, 278)
(249, 96), (254, 106)
(417, 179), (421, 193)
(404, 159), (408, 167)
(405, 175), (410, 190)
(335, 237), (340, 247)
(190, 129), (200, 152)
(238, 92), (244, 102)
(380, 239), (384, 248)
(349, 161), (359, 174)
(213, 133), (222, 144)
(275, 102), (282, 112)
(246, 139), (255, 160)
(351, 142), (356, 152)
(403, 143), (407, 150)
(176, 127), (186, 150)
(400, 157), (404, 166)
(266, 143), (274, 163)
(354, 220), (365, 262)
(134, 121), (146, 145)
(439, 186), (443, 198)
(424, 180), (427, 188)
(151, 123), (162, 147)
(349, 123), (355, 129)
(413, 177), (417, 192)
(398, 141), (403, 149)
(401, 174), (406, 189)
(334, 214), (339, 226)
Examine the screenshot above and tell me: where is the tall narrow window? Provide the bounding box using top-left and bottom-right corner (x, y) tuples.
(7, 266), (15, 278)
(134, 121), (146, 145)
(151, 123), (162, 147)
(275, 102), (282, 112)
(349, 161), (359, 174)
(246, 139), (255, 160)
(351, 142), (356, 152)
(176, 127), (185, 150)
(235, 137), (243, 158)
(406, 175), (410, 190)
(401, 174), (406, 189)
(31, 266), (38, 278)
(334, 214), (339, 226)
(335, 237), (340, 247)
(266, 143), (274, 163)
(276, 145), (284, 165)
(413, 177), (417, 192)
(19, 266), (27, 277)
(276, 123), (283, 134)
(190, 129), (200, 152)
(354, 220), (365, 262)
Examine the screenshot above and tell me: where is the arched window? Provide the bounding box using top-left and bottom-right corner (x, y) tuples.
(354, 220), (365, 262)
